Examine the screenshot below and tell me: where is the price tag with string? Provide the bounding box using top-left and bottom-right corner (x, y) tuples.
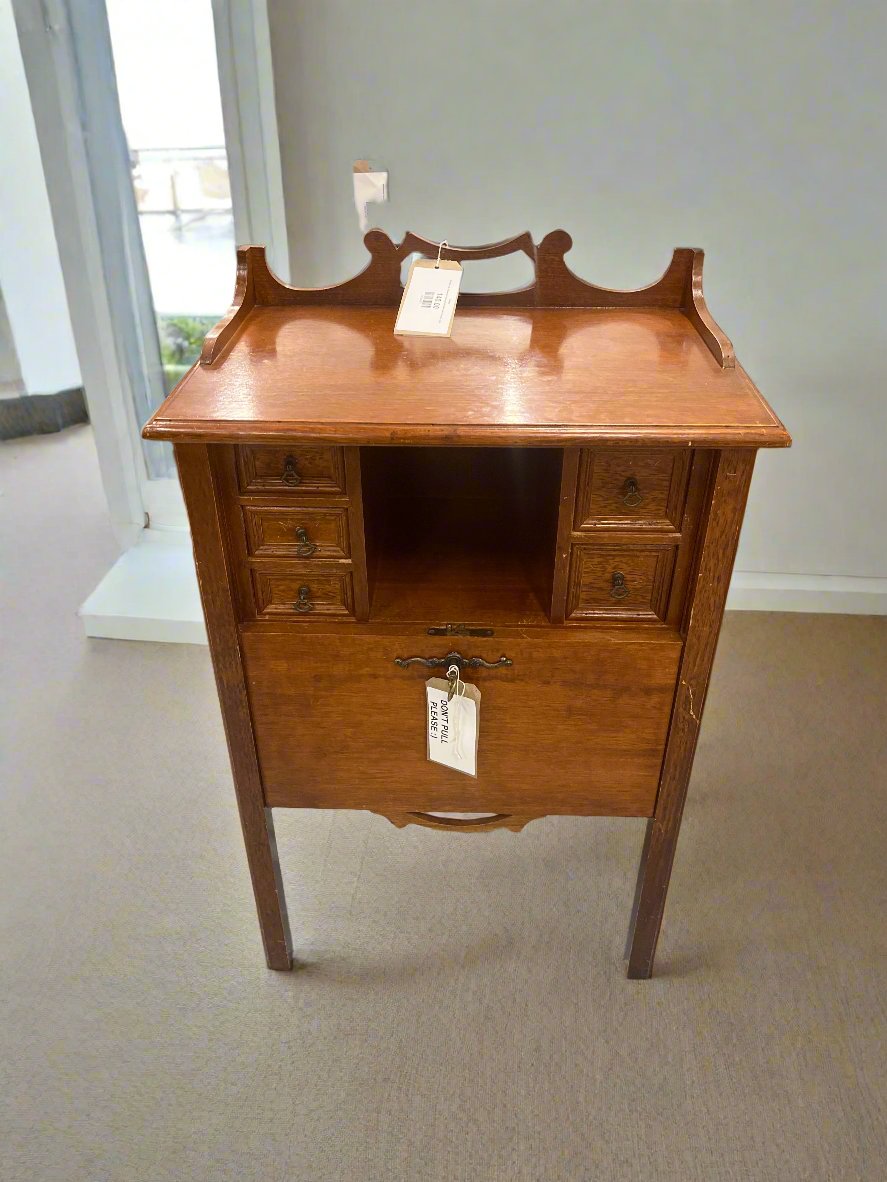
(394, 240), (462, 337)
(426, 663), (480, 777)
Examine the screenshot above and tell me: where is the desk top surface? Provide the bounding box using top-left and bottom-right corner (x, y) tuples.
(143, 234), (790, 448)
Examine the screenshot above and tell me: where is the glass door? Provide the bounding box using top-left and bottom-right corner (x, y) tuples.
(105, 0), (235, 487)
(16, 0), (287, 556)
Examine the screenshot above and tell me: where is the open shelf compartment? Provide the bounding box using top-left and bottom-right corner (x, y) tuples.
(360, 447), (562, 625)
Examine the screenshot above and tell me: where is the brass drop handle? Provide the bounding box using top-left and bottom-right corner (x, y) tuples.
(622, 477), (643, 507)
(294, 585), (314, 612)
(610, 571), (630, 599)
(294, 527), (317, 558)
(282, 454), (301, 486)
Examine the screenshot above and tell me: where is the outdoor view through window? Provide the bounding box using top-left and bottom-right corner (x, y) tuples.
(106, 0), (234, 395)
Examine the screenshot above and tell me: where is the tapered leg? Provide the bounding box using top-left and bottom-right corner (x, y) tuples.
(624, 819), (654, 962)
(176, 443), (294, 969)
(626, 819), (682, 979)
(243, 807), (292, 970)
(626, 449), (756, 978)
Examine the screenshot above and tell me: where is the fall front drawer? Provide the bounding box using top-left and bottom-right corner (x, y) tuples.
(241, 624), (681, 816)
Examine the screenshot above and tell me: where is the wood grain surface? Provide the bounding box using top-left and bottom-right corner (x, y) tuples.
(575, 448), (690, 532)
(242, 623), (681, 816)
(145, 233), (787, 448)
(195, 232), (735, 363)
(236, 444), (345, 494)
(243, 505), (351, 559)
(626, 449), (757, 978)
(145, 307), (788, 447)
(251, 565), (355, 619)
(565, 543), (677, 622)
(175, 442), (293, 970)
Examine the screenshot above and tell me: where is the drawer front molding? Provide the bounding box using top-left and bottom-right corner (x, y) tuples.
(575, 448), (690, 531)
(237, 445), (346, 495)
(252, 566), (355, 618)
(243, 506), (351, 559)
(566, 544), (677, 622)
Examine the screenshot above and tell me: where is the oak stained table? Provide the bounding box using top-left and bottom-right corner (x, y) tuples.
(143, 230), (790, 978)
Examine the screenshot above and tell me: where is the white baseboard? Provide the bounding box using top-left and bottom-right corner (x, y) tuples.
(79, 528), (206, 644)
(727, 571), (887, 615)
(79, 535), (887, 645)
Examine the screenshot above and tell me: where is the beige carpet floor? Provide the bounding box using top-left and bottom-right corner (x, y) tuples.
(1, 425), (885, 1181)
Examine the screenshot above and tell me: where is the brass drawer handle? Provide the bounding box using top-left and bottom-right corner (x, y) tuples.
(394, 650), (512, 673)
(294, 527), (317, 558)
(293, 585), (314, 612)
(282, 454), (302, 486)
(610, 571), (630, 599)
(622, 477), (643, 507)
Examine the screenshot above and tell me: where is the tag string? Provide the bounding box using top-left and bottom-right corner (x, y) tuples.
(452, 685), (466, 760)
(447, 662), (466, 759)
(435, 240), (448, 269)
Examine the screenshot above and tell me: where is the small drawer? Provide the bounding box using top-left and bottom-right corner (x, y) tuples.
(237, 445), (346, 495)
(575, 449), (689, 530)
(252, 565), (355, 619)
(566, 544), (676, 622)
(243, 506), (350, 559)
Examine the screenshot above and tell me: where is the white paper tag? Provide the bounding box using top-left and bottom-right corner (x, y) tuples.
(426, 677), (480, 777)
(352, 168), (388, 232)
(394, 258), (462, 337)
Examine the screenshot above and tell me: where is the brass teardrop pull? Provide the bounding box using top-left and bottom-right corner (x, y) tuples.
(622, 477), (643, 507)
(294, 527), (317, 558)
(294, 585), (314, 612)
(282, 454), (301, 486)
(610, 571), (630, 599)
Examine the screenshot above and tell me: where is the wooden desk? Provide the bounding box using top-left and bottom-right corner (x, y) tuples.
(143, 230), (790, 978)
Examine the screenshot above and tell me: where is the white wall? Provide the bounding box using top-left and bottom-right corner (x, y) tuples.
(0, 288), (24, 397)
(268, 0), (887, 584)
(0, 0), (81, 395)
